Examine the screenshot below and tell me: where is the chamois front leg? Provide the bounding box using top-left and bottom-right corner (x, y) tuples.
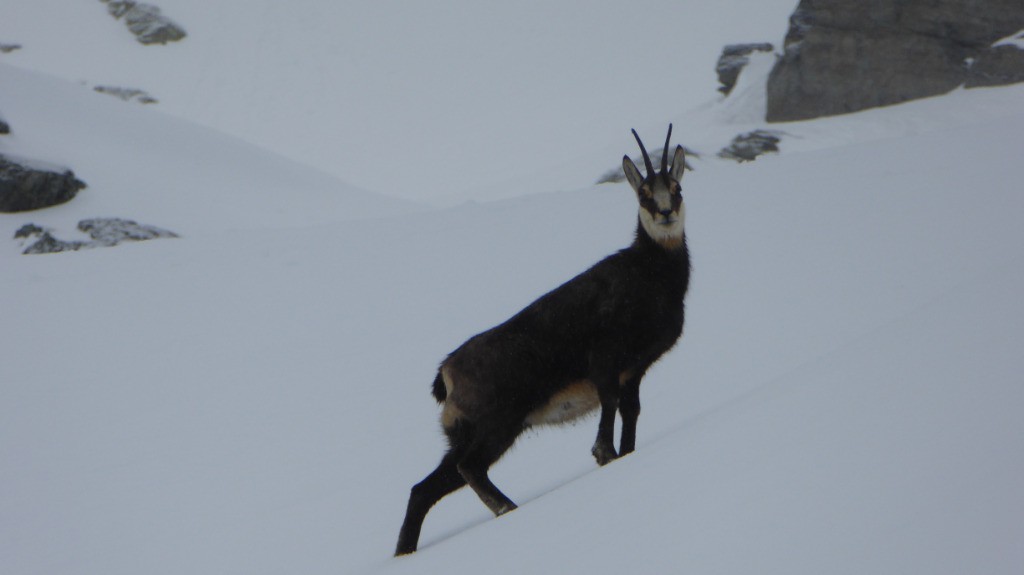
(618, 375), (642, 456)
(591, 375), (620, 466)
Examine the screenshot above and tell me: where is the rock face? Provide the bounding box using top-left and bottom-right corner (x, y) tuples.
(717, 130), (783, 162)
(16, 218), (178, 255)
(94, 85), (158, 104)
(0, 155), (87, 212)
(716, 43), (774, 96)
(767, 0), (1024, 122)
(14, 224), (89, 254)
(100, 0), (186, 45)
(966, 41), (1024, 87)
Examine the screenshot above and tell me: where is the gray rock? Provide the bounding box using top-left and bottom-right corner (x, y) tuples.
(94, 85), (159, 104)
(14, 223), (46, 240)
(966, 44), (1024, 87)
(716, 43), (774, 96)
(766, 0), (1024, 122)
(0, 43), (21, 53)
(78, 218), (178, 246)
(0, 113), (9, 135)
(0, 155), (87, 212)
(16, 218), (178, 255)
(718, 130), (782, 162)
(15, 225), (89, 255)
(100, 1), (186, 45)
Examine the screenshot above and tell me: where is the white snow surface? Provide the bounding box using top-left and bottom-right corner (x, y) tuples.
(0, 0), (799, 203)
(3, 2), (1024, 574)
(994, 29), (1024, 49)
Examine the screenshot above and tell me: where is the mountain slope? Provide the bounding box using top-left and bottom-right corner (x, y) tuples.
(3, 77), (1023, 575)
(1, 0), (800, 201)
(384, 262), (1024, 575)
(4, 3), (1024, 572)
(0, 62), (416, 244)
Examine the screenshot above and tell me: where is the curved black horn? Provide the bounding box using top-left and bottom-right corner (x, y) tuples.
(632, 129), (655, 177)
(661, 124), (673, 174)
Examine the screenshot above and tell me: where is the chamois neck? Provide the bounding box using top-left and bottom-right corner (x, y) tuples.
(633, 217), (687, 254)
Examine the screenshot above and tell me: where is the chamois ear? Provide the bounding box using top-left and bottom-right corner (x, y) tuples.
(622, 155), (645, 192)
(669, 145), (686, 182)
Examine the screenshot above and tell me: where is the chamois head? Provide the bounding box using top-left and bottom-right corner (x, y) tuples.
(622, 125), (686, 249)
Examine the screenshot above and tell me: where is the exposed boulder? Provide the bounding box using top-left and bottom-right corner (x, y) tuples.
(0, 155), (86, 212)
(717, 130), (782, 163)
(100, 1), (186, 45)
(79, 218), (178, 246)
(0, 43), (21, 53)
(0, 112), (9, 135)
(966, 39), (1024, 87)
(16, 218), (179, 255)
(716, 43), (774, 96)
(766, 0), (1024, 122)
(94, 85), (158, 104)
(15, 224), (88, 254)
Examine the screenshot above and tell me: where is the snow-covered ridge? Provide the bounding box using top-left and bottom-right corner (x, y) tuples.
(2, 2), (1023, 574)
(0, 0), (801, 202)
(4, 71), (1024, 574)
(0, 62), (419, 245)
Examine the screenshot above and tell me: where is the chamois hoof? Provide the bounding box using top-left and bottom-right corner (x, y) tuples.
(591, 443), (619, 466)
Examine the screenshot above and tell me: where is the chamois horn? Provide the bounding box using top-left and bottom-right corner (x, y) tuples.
(632, 129), (655, 177)
(661, 124), (673, 174)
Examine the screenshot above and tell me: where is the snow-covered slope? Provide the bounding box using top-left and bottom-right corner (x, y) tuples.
(3, 2), (1024, 574)
(378, 96), (1024, 574)
(4, 67), (1024, 573)
(0, 63), (416, 242)
(1, 0), (799, 202)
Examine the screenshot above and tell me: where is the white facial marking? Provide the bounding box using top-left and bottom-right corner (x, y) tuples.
(639, 187), (685, 247)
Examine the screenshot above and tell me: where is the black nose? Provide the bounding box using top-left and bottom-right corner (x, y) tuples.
(659, 208), (673, 217)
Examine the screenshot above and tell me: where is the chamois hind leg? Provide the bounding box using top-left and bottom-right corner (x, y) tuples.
(395, 438), (469, 555)
(456, 426), (519, 517)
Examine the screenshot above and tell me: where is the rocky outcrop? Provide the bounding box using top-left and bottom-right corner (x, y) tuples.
(717, 130), (783, 162)
(15, 218), (178, 255)
(0, 113), (9, 135)
(767, 0), (1024, 122)
(0, 155), (86, 212)
(0, 43), (21, 53)
(94, 85), (158, 104)
(716, 43), (774, 96)
(100, 1), (186, 45)
(966, 34), (1024, 87)
(14, 224), (88, 254)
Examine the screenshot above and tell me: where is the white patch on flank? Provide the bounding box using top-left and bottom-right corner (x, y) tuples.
(526, 380), (600, 427)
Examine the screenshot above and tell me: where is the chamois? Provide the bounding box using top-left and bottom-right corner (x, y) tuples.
(395, 125), (690, 556)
